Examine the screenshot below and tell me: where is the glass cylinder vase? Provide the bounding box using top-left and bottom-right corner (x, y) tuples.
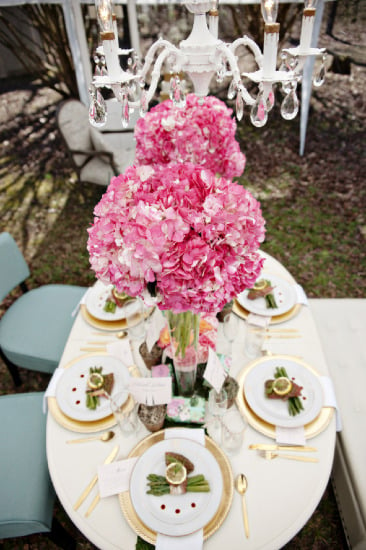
(166, 310), (200, 397)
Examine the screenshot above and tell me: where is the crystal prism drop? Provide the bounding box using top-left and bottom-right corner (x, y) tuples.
(281, 79), (292, 95)
(121, 94), (130, 128)
(250, 94), (268, 127)
(313, 61), (326, 88)
(228, 80), (237, 100)
(266, 87), (275, 112)
(280, 90), (299, 120)
(139, 89), (149, 117)
(88, 86), (107, 128)
(216, 59), (226, 83)
(235, 92), (244, 121)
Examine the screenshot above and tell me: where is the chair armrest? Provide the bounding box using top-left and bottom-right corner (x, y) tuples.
(69, 148), (117, 171)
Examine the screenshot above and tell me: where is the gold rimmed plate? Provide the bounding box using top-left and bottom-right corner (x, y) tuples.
(236, 354), (334, 439)
(119, 429), (233, 544)
(233, 299), (301, 325)
(48, 352), (138, 433)
(81, 304), (155, 332)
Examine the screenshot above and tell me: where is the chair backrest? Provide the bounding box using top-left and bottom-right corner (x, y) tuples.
(0, 232), (30, 302)
(56, 99), (94, 167)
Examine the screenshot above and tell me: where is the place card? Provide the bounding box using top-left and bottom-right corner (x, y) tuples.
(128, 377), (172, 405)
(203, 347), (227, 393)
(146, 308), (167, 352)
(98, 457), (138, 498)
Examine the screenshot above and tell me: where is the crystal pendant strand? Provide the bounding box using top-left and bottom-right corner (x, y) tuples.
(250, 92), (268, 127)
(139, 89), (149, 117)
(227, 79), (237, 100)
(88, 84), (107, 128)
(280, 81), (299, 120)
(235, 88), (244, 121)
(313, 52), (327, 88)
(216, 57), (226, 84)
(266, 86), (275, 112)
(121, 88), (130, 128)
(94, 55), (102, 76)
(169, 75), (186, 108)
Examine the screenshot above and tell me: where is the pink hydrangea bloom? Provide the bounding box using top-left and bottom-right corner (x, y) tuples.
(134, 94), (246, 179)
(87, 163), (265, 314)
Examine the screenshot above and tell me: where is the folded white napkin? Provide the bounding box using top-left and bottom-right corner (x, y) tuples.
(293, 284), (308, 306)
(43, 367), (65, 413)
(247, 313), (271, 328)
(98, 457), (138, 497)
(156, 428), (204, 550)
(320, 376), (342, 431)
(276, 425), (306, 446)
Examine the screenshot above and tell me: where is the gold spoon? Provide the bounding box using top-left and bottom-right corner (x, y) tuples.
(116, 330), (127, 339)
(66, 431), (115, 444)
(235, 473), (249, 538)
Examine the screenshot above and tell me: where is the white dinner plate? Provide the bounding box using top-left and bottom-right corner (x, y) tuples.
(56, 354), (130, 421)
(237, 273), (297, 316)
(243, 357), (324, 428)
(85, 280), (131, 321)
(129, 438), (223, 537)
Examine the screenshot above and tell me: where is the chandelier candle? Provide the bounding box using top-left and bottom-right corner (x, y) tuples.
(299, 6), (317, 53)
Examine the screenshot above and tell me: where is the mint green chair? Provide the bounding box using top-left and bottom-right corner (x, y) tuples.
(0, 392), (75, 548)
(0, 232), (87, 385)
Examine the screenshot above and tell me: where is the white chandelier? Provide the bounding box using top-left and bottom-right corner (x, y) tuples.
(89, 0), (327, 129)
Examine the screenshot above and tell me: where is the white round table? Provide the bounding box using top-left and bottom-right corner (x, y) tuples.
(47, 252), (336, 550)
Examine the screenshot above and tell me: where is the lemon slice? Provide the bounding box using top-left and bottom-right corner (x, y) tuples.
(166, 462), (187, 485)
(88, 372), (104, 390)
(273, 377), (292, 396)
(112, 288), (129, 301)
(253, 279), (268, 291)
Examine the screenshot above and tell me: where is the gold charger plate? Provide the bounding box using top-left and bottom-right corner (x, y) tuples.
(81, 304), (155, 331)
(233, 298), (301, 325)
(48, 353), (140, 433)
(236, 354), (334, 439)
(119, 430), (233, 544)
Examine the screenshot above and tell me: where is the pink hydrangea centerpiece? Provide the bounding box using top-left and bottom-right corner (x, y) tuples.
(87, 162), (265, 315)
(134, 94), (246, 179)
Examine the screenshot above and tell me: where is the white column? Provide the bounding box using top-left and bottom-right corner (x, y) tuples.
(126, 0), (140, 56)
(62, 0), (92, 105)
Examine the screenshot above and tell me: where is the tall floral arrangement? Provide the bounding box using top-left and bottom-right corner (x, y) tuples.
(87, 163), (265, 315)
(134, 94), (246, 179)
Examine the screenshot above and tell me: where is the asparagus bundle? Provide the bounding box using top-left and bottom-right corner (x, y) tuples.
(146, 473), (210, 496)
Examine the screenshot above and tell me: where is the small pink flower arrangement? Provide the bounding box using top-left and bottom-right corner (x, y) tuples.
(134, 94), (246, 179)
(87, 163), (265, 314)
(158, 315), (218, 364)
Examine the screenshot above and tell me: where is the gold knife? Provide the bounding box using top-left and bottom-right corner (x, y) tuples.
(85, 492), (101, 517)
(73, 445), (119, 511)
(249, 444), (317, 452)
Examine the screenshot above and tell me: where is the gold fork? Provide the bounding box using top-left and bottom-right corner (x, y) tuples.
(261, 450), (318, 463)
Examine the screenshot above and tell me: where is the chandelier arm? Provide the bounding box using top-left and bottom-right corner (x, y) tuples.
(146, 48), (180, 105)
(216, 42), (255, 106)
(140, 38), (181, 81)
(229, 36), (263, 69)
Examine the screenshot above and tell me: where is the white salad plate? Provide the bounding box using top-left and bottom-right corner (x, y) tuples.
(237, 273), (297, 316)
(243, 356), (324, 428)
(85, 281), (129, 321)
(129, 438), (223, 537)
(56, 354), (130, 421)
